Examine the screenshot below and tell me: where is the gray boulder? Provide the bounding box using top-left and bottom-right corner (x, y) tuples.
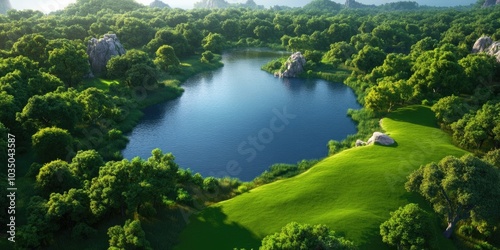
(472, 36), (500, 62)
(87, 34), (126, 75)
(366, 132), (395, 146)
(279, 52), (306, 78)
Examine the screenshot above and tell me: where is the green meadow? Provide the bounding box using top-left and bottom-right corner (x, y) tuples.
(175, 105), (467, 249)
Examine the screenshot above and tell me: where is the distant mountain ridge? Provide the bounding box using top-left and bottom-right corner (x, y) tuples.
(483, 0), (500, 7)
(0, 0), (12, 14)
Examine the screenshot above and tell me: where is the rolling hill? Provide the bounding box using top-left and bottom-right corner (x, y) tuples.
(175, 106), (467, 249)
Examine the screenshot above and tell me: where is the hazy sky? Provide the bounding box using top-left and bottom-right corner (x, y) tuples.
(10, 0), (478, 13)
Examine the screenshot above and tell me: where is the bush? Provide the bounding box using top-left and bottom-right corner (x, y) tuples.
(203, 177), (219, 193)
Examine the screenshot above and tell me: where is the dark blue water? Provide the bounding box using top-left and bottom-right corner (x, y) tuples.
(122, 49), (361, 181)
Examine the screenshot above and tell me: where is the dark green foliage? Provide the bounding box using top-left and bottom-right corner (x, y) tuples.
(201, 50), (215, 63)
(431, 95), (471, 126)
(203, 176), (219, 193)
(252, 159), (319, 186)
(108, 219), (152, 250)
(32, 127), (74, 163)
(483, 149), (500, 169)
(70, 150), (104, 180)
(48, 40), (89, 87)
(352, 45), (386, 73)
(260, 222), (357, 250)
(405, 154), (500, 238)
(303, 0), (342, 13)
(380, 203), (435, 249)
(154, 45), (180, 72)
(106, 49), (154, 80)
(17, 89), (83, 134)
(451, 101), (500, 149)
(36, 160), (79, 195)
(202, 32), (226, 53)
(146, 28), (190, 57)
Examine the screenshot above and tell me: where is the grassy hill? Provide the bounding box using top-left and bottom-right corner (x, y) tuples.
(175, 105), (467, 249)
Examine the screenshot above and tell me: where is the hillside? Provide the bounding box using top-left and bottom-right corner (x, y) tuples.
(176, 106), (467, 249)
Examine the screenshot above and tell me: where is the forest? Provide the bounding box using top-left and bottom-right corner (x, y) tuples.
(0, 0), (500, 249)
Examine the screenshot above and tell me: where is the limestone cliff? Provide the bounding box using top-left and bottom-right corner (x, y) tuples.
(472, 36), (500, 62)
(278, 52), (306, 78)
(87, 34), (126, 75)
(0, 0), (12, 15)
(483, 0), (500, 7)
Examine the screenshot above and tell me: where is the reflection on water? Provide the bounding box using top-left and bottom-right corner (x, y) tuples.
(123, 49), (361, 181)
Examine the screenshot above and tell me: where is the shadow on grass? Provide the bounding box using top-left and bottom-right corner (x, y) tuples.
(388, 106), (438, 128)
(374, 141), (399, 148)
(176, 206), (261, 250)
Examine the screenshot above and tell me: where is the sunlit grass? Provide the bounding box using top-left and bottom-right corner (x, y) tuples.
(175, 106), (467, 250)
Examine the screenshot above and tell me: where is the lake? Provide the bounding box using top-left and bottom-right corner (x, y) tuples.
(122, 49), (361, 181)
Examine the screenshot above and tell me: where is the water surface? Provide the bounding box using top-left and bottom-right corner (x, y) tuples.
(123, 49), (361, 181)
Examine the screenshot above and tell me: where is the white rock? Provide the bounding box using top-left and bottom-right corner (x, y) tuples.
(366, 132), (395, 146)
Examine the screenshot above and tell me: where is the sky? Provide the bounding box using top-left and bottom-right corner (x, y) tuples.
(10, 0), (478, 13)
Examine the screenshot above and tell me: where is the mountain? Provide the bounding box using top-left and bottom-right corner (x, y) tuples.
(483, 0), (500, 7)
(194, 0), (230, 8)
(0, 0), (12, 14)
(149, 0), (170, 8)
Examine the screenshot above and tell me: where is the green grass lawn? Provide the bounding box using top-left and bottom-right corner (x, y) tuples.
(175, 105), (467, 250)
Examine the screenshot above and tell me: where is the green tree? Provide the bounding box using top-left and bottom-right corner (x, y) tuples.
(405, 154), (500, 238)
(116, 17), (155, 49)
(108, 219), (152, 250)
(365, 79), (411, 113)
(202, 32), (225, 54)
(154, 45), (180, 72)
(106, 49), (153, 80)
(323, 41), (356, 66)
(146, 28), (190, 57)
(36, 160), (79, 194)
(458, 54), (498, 93)
(201, 50), (215, 63)
(48, 41), (89, 87)
(431, 95), (471, 126)
(451, 101), (500, 149)
(70, 150), (104, 180)
(12, 33), (48, 64)
(261, 222), (356, 250)
(380, 203), (435, 250)
(32, 127), (74, 163)
(483, 149), (500, 169)
(352, 45), (386, 73)
(17, 89), (82, 134)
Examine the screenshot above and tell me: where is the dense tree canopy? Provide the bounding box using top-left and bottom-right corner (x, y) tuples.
(405, 155), (500, 238)
(261, 222), (356, 250)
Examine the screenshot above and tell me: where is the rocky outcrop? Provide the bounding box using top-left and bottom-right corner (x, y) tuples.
(366, 132), (395, 146)
(149, 0), (170, 8)
(472, 36), (500, 62)
(278, 52), (306, 78)
(194, 0), (229, 9)
(0, 0), (12, 15)
(87, 34), (126, 75)
(483, 0), (500, 7)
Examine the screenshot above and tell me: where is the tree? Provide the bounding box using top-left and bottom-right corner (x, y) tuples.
(36, 160), (79, 195)
(451, 101), (500, 149)
(108, 219), (152, 250)
(12, 33), (48, 64)
(483, 149), (500, 169)
(106, 49), (154, 80)
(201, 51), (215, 63)
(116, 17), (155, 49)
(32, 127), (74, 163)
(365, 79), (412, 113)
(48, 41), (89, 87)
(352, 45), (386, 73)
(323, 41), (356, 66)
(405, 154), (500, 238)
(202, 33), (225, 54)
(458, 54), (498, 93)
(380, 203), (435, 250)
(70, 150), (104, 180)
(17, 89), (82, 134)
(154, 45), (180, 72)
(431, 95), (471, 126)
(261, 222), (356, 250)
(146, 28), (190, 57)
